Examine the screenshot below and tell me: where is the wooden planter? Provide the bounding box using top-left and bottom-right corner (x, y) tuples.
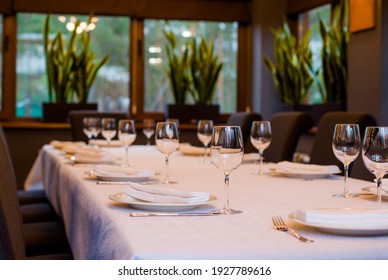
(42, 103), (98, 123)
(165, 104), (220, 124)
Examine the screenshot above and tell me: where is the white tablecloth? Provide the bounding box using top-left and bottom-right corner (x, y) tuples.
(36, 144), (388, 260)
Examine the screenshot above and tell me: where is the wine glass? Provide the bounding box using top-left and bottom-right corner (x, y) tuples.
(83, 117), (100, 145)
(332, 124), (361, 198)
(155, 122), (179, 184)
(118, 119), (137, 167)
(142, 119), (155, 147)
(197, 120), (214, 163)
(362, 126), (388, 203)
(210, 126), (244, 215)
(250, 121), (272, 175)
(101, 118), (117, 149)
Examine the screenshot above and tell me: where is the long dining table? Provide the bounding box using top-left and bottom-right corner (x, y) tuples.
(32, 143), (388, 260)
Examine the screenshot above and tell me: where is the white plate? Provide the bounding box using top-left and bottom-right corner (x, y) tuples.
(361, 186), (388, 201)
(269, 170), (337, 180)
(109, 192), (217, 212)
(289, 212), (388, 236)
(70, 156), (115, 164)
(85, 170), (155, 182)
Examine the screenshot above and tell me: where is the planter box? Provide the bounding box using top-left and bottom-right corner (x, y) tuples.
(165, 104), (220, 124)
(42, 103), (98, 123)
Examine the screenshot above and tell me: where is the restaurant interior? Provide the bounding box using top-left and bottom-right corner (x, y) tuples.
(1, 0), (388, 261)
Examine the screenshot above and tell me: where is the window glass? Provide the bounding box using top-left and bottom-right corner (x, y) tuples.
(0, 15), (2, 111)
(144, 20), (238, 113)
(298, 4), (331, 104)
(16, 13), (130, 118)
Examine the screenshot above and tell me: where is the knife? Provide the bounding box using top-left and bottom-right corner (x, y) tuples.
(129, 211), (222, 217)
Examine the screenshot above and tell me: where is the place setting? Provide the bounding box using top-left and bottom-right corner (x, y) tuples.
(108, 182), (218, 214)
(84, 164), (157, 183)
(268, 161), (341, 180)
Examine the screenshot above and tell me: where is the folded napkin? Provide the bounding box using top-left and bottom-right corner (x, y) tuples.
(123, 183), (210, 204)
(91, 165), (155, 177)
(63, 145), (103, 156)
(274, 161), (341, 174)
(294, 208), (388, 228)
(89, 139), (122, 147)
(178, 143), (208, 156)
(50, 140), (86, 150)
(71, 153), (114, 163)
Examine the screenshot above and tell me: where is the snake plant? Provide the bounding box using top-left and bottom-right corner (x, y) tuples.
(319, 0), (348, 104)
(189, 36), (223, 105)
(163, 30), (191, 105)
(44, 14), (108, 104)
(263, 21), (315, 105)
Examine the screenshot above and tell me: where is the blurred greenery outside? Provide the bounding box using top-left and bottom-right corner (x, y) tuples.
(298, 4), (331, 104)
(15, 14), (238, 118)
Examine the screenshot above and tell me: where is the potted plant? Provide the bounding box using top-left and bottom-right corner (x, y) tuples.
(42, 14), (109, 122)
(164, 32), (222, 123)
(263, 21), (315, 107)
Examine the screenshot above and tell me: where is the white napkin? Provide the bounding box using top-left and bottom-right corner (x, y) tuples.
(294, 208), (388, 227)
(123, 183), (210, 204)
(71, 153), (114, 163)
(50, 140), (86, 150)
(178, 143), (207, 156)
(274, 161), (341, 174)
(89, 139), (122, 147)
(91, 165), (155, 177)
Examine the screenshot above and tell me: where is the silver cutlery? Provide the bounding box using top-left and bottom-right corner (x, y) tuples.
(129, 210), (222, 217)
(272, 216), (314, 243)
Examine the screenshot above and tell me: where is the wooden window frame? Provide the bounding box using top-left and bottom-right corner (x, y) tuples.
(0, 0), (251, 122)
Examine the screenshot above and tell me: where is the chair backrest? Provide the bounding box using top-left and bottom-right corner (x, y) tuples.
(226, 112), (262, 152)
(263, 111), (315, 163)
(68, 110), (128, 142)
(309, 111), (377, 179)
(0, 125), (26, 260)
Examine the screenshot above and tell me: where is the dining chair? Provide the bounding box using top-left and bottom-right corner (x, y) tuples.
(0, 126), (73, 259)
(226, 112), (262, 152)
(68, 110), (128, 142)
(263, 111), (315, 163)
(309, 111), (377, 180)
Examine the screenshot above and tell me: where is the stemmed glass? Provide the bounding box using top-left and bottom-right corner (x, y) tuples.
(250, 121), (272, 175)
(83, 117), (100, 145)
(143, 119), (155, 147)
(197, 120), (214, 163)
(362, 127), (388, 203)
(101, 118), (117, 149)
(332, 124), (361, 198)
(118, 119), (137, 167)
(155, 122), (179, 184)
(210, 126), (244, 215)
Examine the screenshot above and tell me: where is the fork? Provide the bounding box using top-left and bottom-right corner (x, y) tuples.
(272, 216), (314, 243)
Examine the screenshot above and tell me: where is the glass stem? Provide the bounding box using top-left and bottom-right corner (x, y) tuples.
(259, 151), (264, 174)
(377, 177), (382, 204)
(165, 156), (170, 183)
(224, 172), (230, 212)
(146, 137), (150, 146)
(343, 164), (349, 197)
(204, 145), (208, 163)
(124, 146), (129, 167)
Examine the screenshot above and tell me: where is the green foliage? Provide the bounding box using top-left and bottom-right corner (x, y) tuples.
(190, 37), (223, 105)
(319, 0), (348, 104)
(163, 30), (192, 105)
(263, 21), (315, 105)
(44, 14), (109, 104)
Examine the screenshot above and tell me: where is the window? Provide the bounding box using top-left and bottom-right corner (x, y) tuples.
(16, 13), (130, 118)
(298, 4), (331, 104)
(144, 19), (238, 113)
